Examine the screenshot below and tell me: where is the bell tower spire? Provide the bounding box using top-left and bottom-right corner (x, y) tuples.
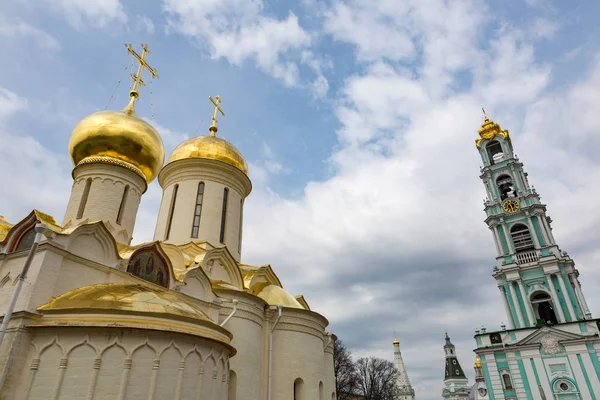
(476, 114), (592, 329)
(442, 332), (469, 399)
(392, 336), (415, 400)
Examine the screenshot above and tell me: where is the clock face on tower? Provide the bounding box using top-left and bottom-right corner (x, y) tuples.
(503, 199), (520, 213)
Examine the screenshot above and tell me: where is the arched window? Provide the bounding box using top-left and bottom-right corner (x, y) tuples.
(510, 224), (534, 251)
(331, 393), (335, 400)
(501, 371), (513, 389)
(127, 248), (170, 288)
(487, 141), (504, 164)
(294, 378), (305, 400)
(165, 184), (179, 240)
(496, 174), (516, 200)
(191, 182), (205, 238)
(116, 185), (129, 225)
(531, 291), (558, 325)
(9, 227), (36, 253)
(319, 381), (324, 400)
(228, 370), (237, 400)
(77, 178), (92, 219)
(219, 188), (229, 243)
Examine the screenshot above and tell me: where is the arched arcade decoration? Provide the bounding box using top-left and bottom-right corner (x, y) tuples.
(127, 247), (170, 288)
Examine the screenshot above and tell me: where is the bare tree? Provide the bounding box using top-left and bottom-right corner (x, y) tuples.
(355, 357), (399, 400)
(334, 340), (358, 400)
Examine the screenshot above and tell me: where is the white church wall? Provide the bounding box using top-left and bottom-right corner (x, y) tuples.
(15, 327), (231, 400)
(324, 338), (336, 400)
(270, 310), (328, 400)
(217, 292), (266, 400)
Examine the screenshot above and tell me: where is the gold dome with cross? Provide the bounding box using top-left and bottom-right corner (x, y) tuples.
(68, 44), (165, 183)
(166, 95), (248, 175)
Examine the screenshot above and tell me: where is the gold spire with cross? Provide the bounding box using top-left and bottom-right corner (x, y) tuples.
(125, 43), (158, 100)
(482, 107), (489, 121)
(208, 95), (225, 136)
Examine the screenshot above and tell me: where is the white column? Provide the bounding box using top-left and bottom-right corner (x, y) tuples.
(517, 280), (535, 327)
(567, 353), (593, 400)
(499, 223), (515, 254)
(508, 281), (525, 328)
(499, 286), (516, 329)
(556, 273), (576, 322)
(570, 275), (592, 319)
(526, 216), (540, 248)
(542, 217), (556, 245)
(546, 274), (566, 322)
(535, 214), (550, 247)
(491, 226), (502, 255)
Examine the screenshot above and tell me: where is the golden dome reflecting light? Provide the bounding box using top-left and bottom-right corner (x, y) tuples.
(68, 44), (164, 183)
(166, 95), (248, 175)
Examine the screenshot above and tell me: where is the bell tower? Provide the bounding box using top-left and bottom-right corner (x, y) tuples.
(476, 114), (592, 329)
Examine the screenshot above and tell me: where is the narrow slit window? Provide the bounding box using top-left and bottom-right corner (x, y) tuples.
(191, 182), (205, 238)
(219, 188), (229, 243)
(165, 184), (179, 240)
(116, 185), (129, 225)
(77, 178), (92, 219)
(238, 199), (243, 253)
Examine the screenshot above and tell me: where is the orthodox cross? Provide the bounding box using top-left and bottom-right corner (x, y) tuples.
(209, 95), (225, 136)
(125, 43), (158, 99)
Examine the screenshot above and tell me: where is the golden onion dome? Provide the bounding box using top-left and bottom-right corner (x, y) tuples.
(167, 134), (248, 175)
(393, 338), (400, 346)
(257, 285), (305, 309)
(68, 98), (165, 182)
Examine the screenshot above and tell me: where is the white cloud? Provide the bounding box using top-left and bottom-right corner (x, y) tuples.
(0, 88), (72, 223)
(136, 14), (155, 35)
(163, 0), (312, 86)
(48, 0), (127, 28)
(531, 17), (560, 38)
(0, 15), (61, 53)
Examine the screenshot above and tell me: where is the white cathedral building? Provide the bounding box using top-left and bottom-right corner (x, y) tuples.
(0, 46), (336, 400)
(471, 117), (600, 399)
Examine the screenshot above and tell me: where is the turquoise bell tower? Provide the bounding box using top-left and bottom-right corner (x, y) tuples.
(473, 113), (600, 400)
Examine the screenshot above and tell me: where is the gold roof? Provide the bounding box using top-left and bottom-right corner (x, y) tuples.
(257, 285), (305, 309)
(39, 283), (212, 322)
(69, 98), (165, 182)
(393, 338), (400, 345)
(167, 135), (248, 175)
(475, 117), (511, 148)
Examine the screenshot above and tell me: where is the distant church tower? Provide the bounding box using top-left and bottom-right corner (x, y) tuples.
(442, 332), (470, 399)
(473, 114), (600, 398)
(393, 337), (415, 400)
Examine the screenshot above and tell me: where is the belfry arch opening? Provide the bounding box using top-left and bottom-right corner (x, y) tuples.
(510, 224), (534, 252)
(530, 291), (558, 325)
(496, 174), (516, 200)
(486, 140), (504, 164)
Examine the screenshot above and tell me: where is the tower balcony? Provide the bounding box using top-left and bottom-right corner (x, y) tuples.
(515, 249), (538, 265)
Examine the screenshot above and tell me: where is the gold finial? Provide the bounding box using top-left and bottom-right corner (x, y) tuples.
(482, 107), (488, 120)
(475, 357), (482, 368)
(209, 95), (225, 136)
(125, 44), (158, 100)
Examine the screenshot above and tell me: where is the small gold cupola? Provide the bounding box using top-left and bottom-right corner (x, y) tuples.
(476, 108), (511, 148)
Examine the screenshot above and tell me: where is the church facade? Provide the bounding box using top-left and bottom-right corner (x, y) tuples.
(0, 46), (335, 400)
(472, 117), (600, 399)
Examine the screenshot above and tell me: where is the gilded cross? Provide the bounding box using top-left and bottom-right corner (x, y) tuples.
(209, 95), (225, 136)
(125, 43), (158, 98)
(482, 107), (488, 120)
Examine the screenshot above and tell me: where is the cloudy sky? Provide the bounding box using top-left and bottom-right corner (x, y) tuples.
(1, 0), (600, 398)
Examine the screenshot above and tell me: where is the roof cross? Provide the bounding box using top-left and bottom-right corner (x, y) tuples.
(209, 95), (225, 136)
(125, 43), (158, 99)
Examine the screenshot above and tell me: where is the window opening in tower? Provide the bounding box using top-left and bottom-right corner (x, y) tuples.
(486, 141), (504, 164)
(510, 224), (534, 251)
(496, 175), (517, 200)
